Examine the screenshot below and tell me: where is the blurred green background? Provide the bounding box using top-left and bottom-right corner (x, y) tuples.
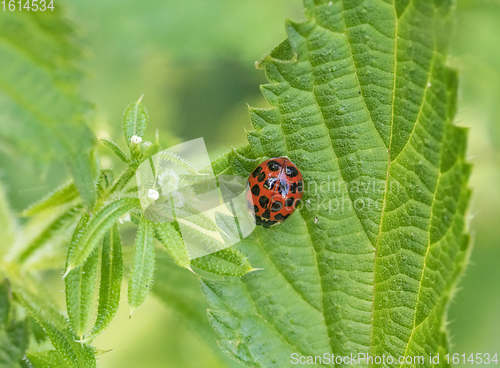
(0, 0), (499, 366)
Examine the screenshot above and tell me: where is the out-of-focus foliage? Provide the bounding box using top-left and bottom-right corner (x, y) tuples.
(446, 0), (500, 360)
(68, 0), (304, 157)
(0, 9), (97, 208)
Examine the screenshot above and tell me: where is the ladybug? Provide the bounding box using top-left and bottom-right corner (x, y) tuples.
(246, 157), (303, 228)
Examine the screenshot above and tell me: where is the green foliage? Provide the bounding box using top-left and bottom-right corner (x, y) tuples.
(152, 253), (242, 368)
(65, 245), (99, 339)
(191, 247), (252, 277)
(0, 10), (97, 209)
(201, 0), (472, 366)
(0, 281), (9, 328)
(89, 225), (123, 339)
(65, 197), (140, 272)
(0, 1), (473, 366)
(25, 351), (66, 368)
(0, 280), (29, 368)
(128, 218), (156, 313)
(17, 204), (83, 263)
(100, 138), (130, 164)
(123, 97), (149, 147)
(154, 222), (191, 270)
(1, 85), (174, 363)
(12, 278), (96, 367)
(33, 323), (95, 368)
(20, 182), (79, 217)
(0, 320), (29, 368)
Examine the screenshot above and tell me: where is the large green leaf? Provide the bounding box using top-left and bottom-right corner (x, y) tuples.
(203, 0), (471, 366)
(0, 10), (97, 208)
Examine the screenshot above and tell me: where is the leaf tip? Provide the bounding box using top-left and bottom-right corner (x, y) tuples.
(62, 267), (72, 279)
(249, 268), (264, 273)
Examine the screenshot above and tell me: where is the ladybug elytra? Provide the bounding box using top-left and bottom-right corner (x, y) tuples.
(246, 157), (303, 228)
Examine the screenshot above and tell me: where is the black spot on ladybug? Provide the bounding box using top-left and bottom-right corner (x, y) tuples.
(289, 182), (297, 194)
(262, 209), (271, 219)
(262, 220), (277, 228)
(271, 201), (283, 212)
(278, 180), (289, 196)
(257, 172), (266, 182)
(286, 165), (298, 178)
(285, 197), (294, 207)
(252, 166), (262, 178)
(254, 205), (260, 214)
(251, 184), (260, 196)
(297, 180), (303, 193)
(266, 160), (281, 171)
(255, 216), (263, 226)
(295, 199), (302, 209)
(274, 213), (285, 221)
(263, 177), (278, 190)
(259, 196), (269, 209)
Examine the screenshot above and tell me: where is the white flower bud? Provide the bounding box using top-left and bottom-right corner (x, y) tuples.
(131, 135), (143, 144)
(119, 212), (131, 224)
(148, 189), (159, 201)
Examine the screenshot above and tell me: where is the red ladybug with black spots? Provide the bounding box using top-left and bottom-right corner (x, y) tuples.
(246, 157), (303, 228)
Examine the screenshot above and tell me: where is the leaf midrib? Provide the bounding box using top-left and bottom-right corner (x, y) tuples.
(273, 5), (393, 357)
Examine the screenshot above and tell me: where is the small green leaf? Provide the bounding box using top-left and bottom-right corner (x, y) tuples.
(25, 350), (65, 368)
(128, 218), (155, 313)
(192, 247), (252, 277)
(20, 181), (79, 217)
(38, 324), (96, 368)
(110, 166), (138, 193)
(18, 205), (83, 263)
(153, 222), (190, 270)
(65, 245), (98, 339)
(139, 141), (159, 162)
(123, 96), (148, 145)
(88, 224), (123, 339)
(66, 197), (140, 271)
(100, 138), (130, 164)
